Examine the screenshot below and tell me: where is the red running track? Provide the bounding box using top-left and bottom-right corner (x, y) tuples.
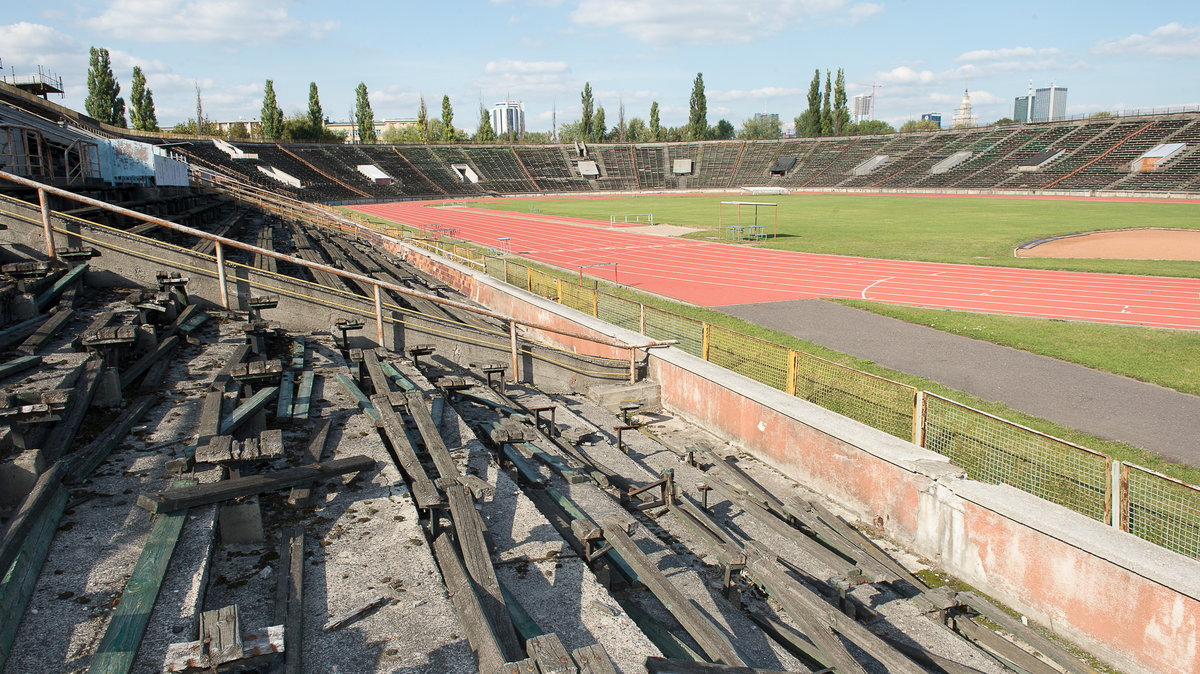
(351, 201), (1200, 330)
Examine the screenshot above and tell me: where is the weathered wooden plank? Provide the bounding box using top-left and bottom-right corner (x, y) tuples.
(0, 315), (47, 350)
(957, 592), (1095, 674)
(200, 605), (243, 664)
(196, 388), (225, 446)
(643, 658), (793, 673)
(371, 394), (442, 510)
(432, 533), (506, 674)
(744, 543), (924, 674)
(571, 644), (618, 674)
(0, 463), (65, 580)
(446, 485), (522, 661)
(292, 370), (315, 420)
(378, 360), (419, 392)
(35, 262), (87, 312)
(526, 633), (577, 674)
(335, 373), (377, 421)
(405, 391), (459, 480)
(273, 527), (304, 674)
(275, 370), (295, 418)
(289, 337), (306, 370)
(0, 355), (41, 381)
(363, 351), (392, 396)
(43, 356), (104, 461)
(17, 308), (73, 355)
(0, 483), (67, 671)
(64, 395), (155, 481)
(137, 455), (375, 514)
(288, 420), (332, 505)
(211, 343), (250, 391)
(217, 386), (278, 435)
(119, 335), (180, 389)
(600, 517), (745, 667)
(90, 479), (195, 674)
(951, 614), (1061, 674)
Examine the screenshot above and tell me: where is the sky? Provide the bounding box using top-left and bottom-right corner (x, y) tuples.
(2, 1), (1198, 134)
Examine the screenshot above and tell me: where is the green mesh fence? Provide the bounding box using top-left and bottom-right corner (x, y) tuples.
(597, 293), (642, 332)
(708, 326), (790, 391)
(792, 353), (917, 440)
(1122, 464), (1200, 559)
(643, 307), (703, 357)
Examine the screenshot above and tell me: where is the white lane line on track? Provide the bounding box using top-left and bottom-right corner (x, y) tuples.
(861, 277), (894, 300)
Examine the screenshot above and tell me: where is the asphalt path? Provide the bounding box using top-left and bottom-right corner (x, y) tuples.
(718, 299), (1200, 468)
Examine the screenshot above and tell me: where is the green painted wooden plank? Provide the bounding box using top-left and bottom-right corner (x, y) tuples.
(290, 337), (306, 370)
(0, 486), (66, 671)
(0, 315), (48, 350)
(334, 373), (377, 421)
(292, 371), (315, 420)
(218, 386), (279, 435)
(35, 263), (87, 312)
(0, 355), (42, 380)
(276, 370), (296, 418)
(378, 360), (418, 392)
(89, 480), (194, 674)
(177, 309), (210, 334)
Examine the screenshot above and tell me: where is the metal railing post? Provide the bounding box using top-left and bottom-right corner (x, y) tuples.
(214, 241), (230, 309)
(38, 188), (57, 260)
(1111, 460), (1123, 529)
(913, 390), (927, 446)
(509, 321), (520, 383)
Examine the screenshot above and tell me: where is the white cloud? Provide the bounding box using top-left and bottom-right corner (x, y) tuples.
(570, 0), (864, 45)
(0, 22), (82, 70)
(843, 2), (884, 23)
(476, 60), (575, 98)
(84, 0), (337, 43)
(1092, 22), (1200, 58)
(876, 66), (937, 85)
(956, 46), (1060, 62)
(484, 60), (568, 74)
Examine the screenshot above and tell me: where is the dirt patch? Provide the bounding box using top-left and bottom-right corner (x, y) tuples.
(1017, 228), (1200, 260)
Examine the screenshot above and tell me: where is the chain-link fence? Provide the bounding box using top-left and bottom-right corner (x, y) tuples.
(707, 325), (791, 392)
(794, 353), (918, 440)
(598, 293), (642, 333)
(1121, 464), (1200, 559)
(923, 394), (1111, 522)
(643, 306), (704, 357)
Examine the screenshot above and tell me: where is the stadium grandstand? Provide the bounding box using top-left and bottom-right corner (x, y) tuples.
(1, 76), (1199, 674)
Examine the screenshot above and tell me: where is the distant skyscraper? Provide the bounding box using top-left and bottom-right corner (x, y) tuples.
(1031, 86), (1068, 122)
(852, 94), (873, 122)
(921, 113), (942, 129)
(1014, 95), (1033, 122)
(490, 101), (524, 138)
(951, 81), (976, 128)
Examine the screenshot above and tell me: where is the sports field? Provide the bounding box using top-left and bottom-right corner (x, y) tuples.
(478, 193), (1200, 277)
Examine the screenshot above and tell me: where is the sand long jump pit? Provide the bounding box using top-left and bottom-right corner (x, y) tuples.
(1016, 227), (1200, 260)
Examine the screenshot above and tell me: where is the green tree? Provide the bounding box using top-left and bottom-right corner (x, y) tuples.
(738, 115), (781, 139)
(129, 66), (158, 131)
(580, 82), (594, 142)
(688, 72), (708, 140)
(899, 119), (940, 133)
(355, 82), (376, 143)
(476, 104), (495, 142)
(649, 102), (661, 141)
(712, 119), (735, 140)
(382, 124), (422, 144)
(307, 82), (324, 130)
(795, 69), (821, 137)
(227, 121), (250, 140)
(417, 95), (429, 143)
(991, 117), (1017, 126)
(521, 131), (552, 144)
(833, 68), (850, 136)
(558, 120), (587, 143)
(848, 119), (895, 135)
(627, 117), (647, 142)
(592, 106), (607, 141)
(820, 70), (832, 136)
(440, 95), (455, 142)
(261, 79), (283, 139)
(85, 47), (126, 127)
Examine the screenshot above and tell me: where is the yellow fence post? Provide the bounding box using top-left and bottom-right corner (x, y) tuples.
(702, 323), (711, 361)
(639, 303), (646, 335)
(555, 278), (562, 304)
(912, 390), (927, 446)
(786, 350), (798, 396)
(1118, 462), (1130, 532)
(509, 321), (520, 383)
(592, 287), (599, 317)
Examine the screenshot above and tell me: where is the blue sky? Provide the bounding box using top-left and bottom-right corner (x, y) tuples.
(2, 1), (1198, 133)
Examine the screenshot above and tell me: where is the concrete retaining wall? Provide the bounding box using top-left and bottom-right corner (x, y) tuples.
(398, 242), (1200, 674)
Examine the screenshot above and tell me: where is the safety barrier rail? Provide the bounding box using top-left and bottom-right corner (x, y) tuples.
(389, 222), (1200, 560)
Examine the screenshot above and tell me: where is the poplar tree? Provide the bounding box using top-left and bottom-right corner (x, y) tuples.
(85, 47), (126, 127)
(580, 83), (594, 142)
(261, 80), (283, 139)
(649, 101), (661, 141)
(688, 72), (708, 140)
(355, 83), (376, 143)
(417, 95), (429, 143)
(129, 66), (159, 131)
(833, 68), (850, 136)
(307, 82), (324, 131)
(795, 69), (821, 137)
(593, 106), (607, 142)
(476, 104), (495, 142)
(440, 95), (454, 142)
(820, 70), (833, 136)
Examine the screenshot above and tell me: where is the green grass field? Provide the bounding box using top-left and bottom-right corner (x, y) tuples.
(478, 193), (1200, 276)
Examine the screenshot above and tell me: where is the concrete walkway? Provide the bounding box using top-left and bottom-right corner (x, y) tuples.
(717, 299), (1200, 468)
